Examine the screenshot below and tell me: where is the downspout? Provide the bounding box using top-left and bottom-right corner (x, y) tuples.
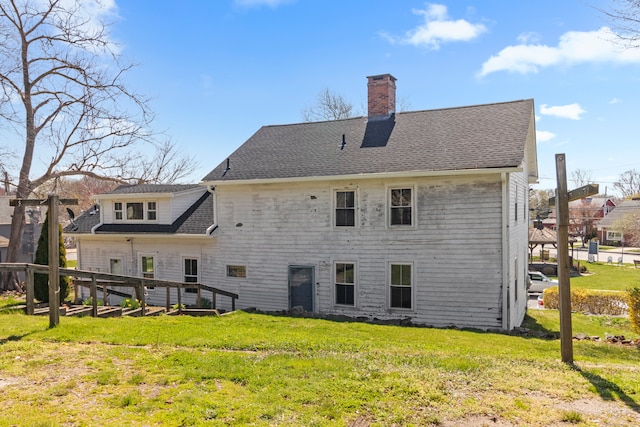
(501, 172), (510, 330)
(90, 200), (102, 234)
(205, 185), (218, 235)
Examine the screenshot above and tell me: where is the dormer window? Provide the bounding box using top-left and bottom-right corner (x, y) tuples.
(127, 202), (144, 220)
(114, 202), (123, 220)
(113, 201), (158, 221)
(147, 202), (157, 220)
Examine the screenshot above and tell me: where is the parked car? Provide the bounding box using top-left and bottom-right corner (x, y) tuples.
(528, 271), (558, 293)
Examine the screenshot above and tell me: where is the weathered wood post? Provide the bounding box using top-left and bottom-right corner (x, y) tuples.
(552, 155), (599, 364)
(10, 196), (78, 327)
(48, 195), (61, 327)
(91, 274), (98, 317)
(26, 265), (35, 315)
(555, 154), (572, 364)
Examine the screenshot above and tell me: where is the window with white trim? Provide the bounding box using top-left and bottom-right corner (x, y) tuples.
(147, 202), (157, 221)
(184, 258), (198, 294)
(127, 202), (144, 220)
(141, 256), (154, 278)
(390, 188), (413, 226)
(114, 202), (123, 220)
(226, 265), (246, 278)
(335, 190), (355, 227)
(141, 255), (155, 290)
(335, 262), (355, 306)
(390, 263), (412, 309)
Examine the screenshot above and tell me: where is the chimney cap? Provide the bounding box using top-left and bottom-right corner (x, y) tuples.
(367, 73), (397, 82)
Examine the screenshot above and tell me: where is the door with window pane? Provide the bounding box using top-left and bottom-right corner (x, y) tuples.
(288, 266), (314, 312)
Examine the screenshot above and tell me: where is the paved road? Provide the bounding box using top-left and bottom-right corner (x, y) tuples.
(533, 245), (640, 265)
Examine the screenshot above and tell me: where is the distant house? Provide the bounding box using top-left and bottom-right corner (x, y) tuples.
(597, 198), (640, 245)
(0, 196), (43, 263)
(66, 74), (538, 330)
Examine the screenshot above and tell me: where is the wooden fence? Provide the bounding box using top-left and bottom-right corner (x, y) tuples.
(0, 263), (238, 317)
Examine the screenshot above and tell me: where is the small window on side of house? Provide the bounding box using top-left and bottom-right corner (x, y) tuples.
(227, 265), (246, 278)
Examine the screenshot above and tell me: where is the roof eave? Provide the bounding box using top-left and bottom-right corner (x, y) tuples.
(203, 167), (523, 187)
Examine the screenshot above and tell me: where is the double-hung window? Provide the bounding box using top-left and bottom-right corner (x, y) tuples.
(390, 188), (413, 226)
(147, 202), (157, 220)
(335, 190), (355, 227)
(335, 262), (355, 306)
(184, 258), (198, 294)
(114, 202), (123, 220)
(390, 263), (412, 309)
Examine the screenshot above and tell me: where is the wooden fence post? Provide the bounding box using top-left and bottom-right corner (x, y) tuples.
(26, 266), (35, 316)
(91, 274), (98, 317)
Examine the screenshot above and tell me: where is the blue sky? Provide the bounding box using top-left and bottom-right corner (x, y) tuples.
(93, 1), (640, 194)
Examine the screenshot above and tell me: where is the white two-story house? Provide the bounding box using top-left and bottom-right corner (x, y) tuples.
(67, 74), (538, 330)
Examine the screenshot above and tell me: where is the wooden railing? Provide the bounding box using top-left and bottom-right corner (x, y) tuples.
(0, 263), (238, 317)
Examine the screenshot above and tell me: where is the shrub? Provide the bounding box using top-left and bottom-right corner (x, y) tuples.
(33, 210), (70, 303)
(542, 286), (628, 315)
(82, 297), (103, 306)
(120, 298), (141, 309)
(628, 287), (640, 334)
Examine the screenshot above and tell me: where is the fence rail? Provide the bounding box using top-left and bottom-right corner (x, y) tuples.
(0, 263), (238, 317)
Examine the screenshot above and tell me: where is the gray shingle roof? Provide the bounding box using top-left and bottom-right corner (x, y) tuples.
(65, 192), (214, 235)
(106, 184), (202, 195)
(203, 99), (534, 182)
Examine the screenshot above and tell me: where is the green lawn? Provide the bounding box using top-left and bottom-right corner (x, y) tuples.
(572, 262), (640, 291)
(0, 307), (639, 426)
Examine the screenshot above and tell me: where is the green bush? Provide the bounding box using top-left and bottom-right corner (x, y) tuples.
(628, 287), (640, 334)
(543, 286), (628, 315)
(120, 298), (141, 309)
(82, 297), (103, 306)
(34, 210), (70, 303)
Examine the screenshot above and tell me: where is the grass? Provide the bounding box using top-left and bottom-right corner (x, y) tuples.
(1, 306), (639, 426)
(572, 262), (640, 292)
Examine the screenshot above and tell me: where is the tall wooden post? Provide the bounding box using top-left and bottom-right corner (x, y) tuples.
(48, 195), (61, 327)
(10, 196), (77, 328)
(555, 154), (573, 363)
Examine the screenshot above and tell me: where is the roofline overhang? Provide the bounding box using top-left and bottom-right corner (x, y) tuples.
(63, 232), (215, 240)
(202, 166), (523, 187)
(93, 187), (206, 200)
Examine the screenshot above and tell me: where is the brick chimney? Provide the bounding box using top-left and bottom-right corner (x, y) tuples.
(367, 74), (396, 120)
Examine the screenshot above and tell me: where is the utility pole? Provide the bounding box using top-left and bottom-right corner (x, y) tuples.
(10, 195), (78, 327)
(552, 154), (599, 364)
(555, 154), (573, 363)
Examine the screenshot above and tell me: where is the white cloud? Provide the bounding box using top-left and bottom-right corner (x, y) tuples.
(536, 130), (556, 142)
(540, 103), (586, 120)
(609, 97), (622, 104)
(234, 0), (293, 7)
(385, 3), (486, 49)
(479, 27), (640, 76)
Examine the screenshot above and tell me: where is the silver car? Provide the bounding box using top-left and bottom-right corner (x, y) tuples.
(527, 271), (558, 293)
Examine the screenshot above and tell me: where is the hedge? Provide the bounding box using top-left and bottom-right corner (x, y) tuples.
(542, 286), (628, 316)
(629, 287), (640, 334)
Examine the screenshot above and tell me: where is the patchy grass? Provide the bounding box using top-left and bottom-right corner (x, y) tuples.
(0, 308), (639, 426)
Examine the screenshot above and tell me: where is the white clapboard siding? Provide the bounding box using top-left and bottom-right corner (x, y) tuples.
(74, 170), (529, 328)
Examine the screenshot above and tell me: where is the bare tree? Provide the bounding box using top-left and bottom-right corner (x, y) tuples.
(0, 0), (193, 290)
(570, 168), (592, 187)
(598, 0), (640, 47)
(302, 88), (354, 122)
(613, 208), (640, 246)
(614, 169), (640, 198)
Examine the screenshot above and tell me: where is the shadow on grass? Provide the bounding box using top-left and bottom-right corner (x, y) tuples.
(0, 332), (33, 345)
(572, 364), (640, 413)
